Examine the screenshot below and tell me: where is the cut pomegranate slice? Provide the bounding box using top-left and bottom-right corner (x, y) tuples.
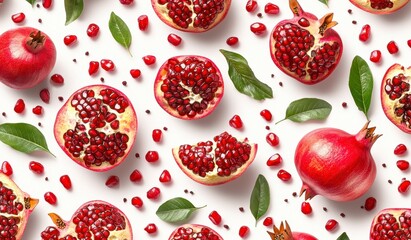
(168, 224), (223, 239)
(370, 208), (411, 239)
(349, 0), (409, 14)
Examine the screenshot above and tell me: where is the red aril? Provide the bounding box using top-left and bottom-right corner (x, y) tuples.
(263, 217), (273, 227)
(14, 99), (25, 113)
(370, 50), (381, 63)
(246, 0), (258, 12)
(29, 161), (44, 174)
(325, 219), (338, 231)
(50, 74), (64, 84)
(40, 88), (50, 103)
(100, 59), (115, 71)
(44, 192), (57, 205)
(349, 0), (409, 14)
(239, 226), (250, 238)
(11, 13), (25, 23)
(267, 153), (282, 166)
(105, 175), (120, 188)
(229, 115), (243, 129)
(364, 197), (377, 211)
(59, 175), (72, 190)
(131, 196), (143, 208)
(1, 161), (13, 176)
(120, 0), (134, 4)
(145, 151), (159, 162)
(359, 24), (371, 42)
(147, 187), (161, 199)
(370, 208), (411, 239)
(397, 160), (409, 170)
(138, 15), (149, 31)
(130, 69), (141, 78)
(88, 61), (100, 75)
(387, 41), (399, 54)
(394, 143), (407, 155)
(266, 132), (279, 146)
(260, 109), (273, 121)
(277, 169), (292, 181)
(159, 170), (171, 183)
(130, 169), (142, 182)
(143, 55), (156, 65)
(226, 36), (239, 46)
(168, 224), (223, 239)
(265, 3), (280, 15)
(87, 23), (100, 38)
(32, 106), (43, 115)
(167, 33), (182, 46)
(152, 129), (162, 142)
(144, 223), (157, 234)
(42, 0), (52, 8)
(398, 180), (411, 193)
(63, 35), (77, 46)
(268, 221), (318, 239)
(209, 210), (222, 225)
(301, 202), (312, 215)
(250, 22), (267, 35)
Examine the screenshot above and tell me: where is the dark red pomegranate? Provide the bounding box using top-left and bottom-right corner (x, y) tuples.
(380, 64), (411, 134)
(269, 0), (343, 85)
(41, 200), (132, 239)
(168, 224), (223, 239)
(350, 0), (409, 14)
(54, 85), (137, 171)
(154, 55), (224, 120)
(151, 0), (232, 32)
(172, 131), (257, 185)
(370, 208), (411, 239)
(267, 221), (318, 240)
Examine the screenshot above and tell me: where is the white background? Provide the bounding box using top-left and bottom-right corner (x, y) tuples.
(0, 0), (411, 239)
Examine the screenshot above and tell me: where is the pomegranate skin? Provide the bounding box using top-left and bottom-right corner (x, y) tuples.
(295, 122), (380, 201)
(0, 27), (56, 89)
(293, 232), (318, 240)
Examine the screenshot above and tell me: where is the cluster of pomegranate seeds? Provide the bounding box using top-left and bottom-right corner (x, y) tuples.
(44, 192), (57, 205)
(264, 3), (280, 15)
(1, 161), (13, 176)
(387, 41), (399, 54)
(226, 36), (239, 46)
(14, 99), (25, 113)
(142, 55), (156, 65)
(267, 153), (282, 166)
(301, 201), (312, 215)
(263, 217), (273, 227)
(397, 160), (410, 171)
(29, 161), (44, 174)
(167, 33), (182, 46)
(370, 50), (381, 63)
(63, 35), (77, 46)
(246, 0), (257, 12)
(129, 169), (142, 182)
(208, 210), (222, 225)
(238, 225), (249, 238)
(105, 175), (120, 188)
(159, 170), (171, 183)
(171, 225), (221, 239)
(11, 13), (25, 23)
(370, 211), (411, 239)
(364, 197), (377, 211)
(229, 115), (243, 129)
(325, 219), (338, 231)
(88, 61), (100, 75)
(50, 74), (64, 84)
(384, 73), (411, 128)
(250, 22), (267, 35)
(87, 23), (100, 38)
(59, 175), (72, 190)
(359, 24), (371, 42)
(277, 169), (292, 181)
(398, 180), (411, 193)
(131, 196), (143, 208)
(369, 0), (394, 10)
(100, 59), (115, 71)
(145, 151), (159, 162)
(147, 187), (161, 199)
(266, 132), (279, 146)
(138, 15), (149, 31)
(394, 144), (407, 155)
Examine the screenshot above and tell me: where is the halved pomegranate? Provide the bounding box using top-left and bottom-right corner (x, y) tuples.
(0, 172), (38, 239)
(267, 221), (318, 240)
(172, 131), (257, 185)
(154, 55), (224, 120)
(349, 0), (410, 14)
(269, 0), (343, 85)
(54, 85), (137, 171)
(370, 208), (411, 239)
(151, 0), (232, 32)
(168, 224), (223, 239)
(40, 200), (132, 239)
(381, 64), (411, 134)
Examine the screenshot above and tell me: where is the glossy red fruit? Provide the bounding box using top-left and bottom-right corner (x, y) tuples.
(159, 170), (171, 183)
(32, 106), (43, 115)
(130, 169), (142, 182)
(301, 202), (312, 215)
(260, 109), (273, 121)
(250, 22), (267, 35)
(144, 223), (157, 234)
(105, 175), (120, 188)
(364, 197), (377, 211)
(88, 61), (100, 75)
(131, 196), (143, 208)
(143, 55), (156, 65)
(167, 33), (182, 46)
(325, 219), (338, 231)
(44, 192), (57, 205)
(42, 0), (52, 8)
(138, 15), (149, 31)
(12, 13), (25, 23)
(229, 115), (243, 129)
(1, 161), (13, 176)
(265, 3), (280, 14)
(147, 187), (161, 199)
(59, 175), (72, 190)
(100, 59), (115, 71)
(145, 151), (159, 162)
(130, 69), (141, 78)
(387, 41), (399, 54)
(168, 224), (223, 239)
(40, 89), (50, 103)
(359, 24), (371, 42)
(370, 208), (411, 239)
(394, 144), (407, 155)
(209, 211), (222, 225)
(50, 74), (64, 84)
(29, 161), (44, 174)
(349, 0), (409, 14)
(277, 169), (292, 181)
(226, 36), (239, 46)
(152, 129), (162, 142)
(14, 99), (25, 113)
(397, 160), (410, 170)
(239, 226), (249, 238)
(87, 23), (100, 38)
(266, 132), (280, 146)
(267, 153), (282, 166)
(263, 217), (273, 227)
(398, 180), (411, 193)
(370, 50), (381, 63)
(246, 0), (258, 12)
(63, 35), (77, 46)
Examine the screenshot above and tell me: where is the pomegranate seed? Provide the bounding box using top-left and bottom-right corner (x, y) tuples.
(408, 39), (411, 48)
(100, 59), (115, 71)
(152, 129), (162, 142)
(359, 24), (371, 42)
(131, 196), (143, 208)
(50, 74), (64, 84)
(40, 89), (50, 103)
(250, 22), (267, 35)
(59, 175), (72, 190)
(266, 132), (279, 146)
(29, 161), (44, 174)
(119, 0), (133, 4)
(397, 160), (409, 171)
(32, 106), (43, 115)
(267, 153), (282, 166)
(364, 197), (377, 211)
(246, 0), (257, 12)
(263, 217), (273, 226)
(264, 3), (280, 14)
(167, 33), (182, 46)
(239, 226), (250, 238)
(325, 219), (338, 231)
(130, 69), (141, 78)
(398, 180), (411, 193)
(105, 175), (120, 188)
(130, 169), (142, 182)
(14, 99), (25, 113)
(11, 13), (25, 23)
(301, 202), (312, 215)
(369, 50), (381, 63)
(387, 41), (399, 54)
(144, 223), (157, 234)
(159, 170), (171, 183)
(226, 36), (239, 46)
(394, 144), (407, 155)
(44, 192), (57, 205)
(1, 161), (13, 176)
(209, 210), (222, 225)
(42, 0), (52, 8)
(138, 15), (149, 31)
(63, 35), (77, 46)
(145, 151), (159, 162)
(229, 115), (243, 129)
(260, 109), (272, 121)
(142, 55), (156, 65)
(88, 61), (100, 75)
(147, 187), (161, 199)
(87, 23), (100, 38)
(277, 169), (291, 181)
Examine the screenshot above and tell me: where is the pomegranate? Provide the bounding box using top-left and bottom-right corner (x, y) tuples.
(168, 224), (223, 239)
(0, 172), (39, 239)
(0, 27), (56, 89)
(172, 131), (257, 185)
(380, 64), (411, 134)
(151, 0), (232, 33)
(54, 85), (137, 171)
(295, 122), (380, 201)
(269, 0), (343, 85)
(154, 55), (224, 120)
(369, 208), (411, 239)
(267, 221), (318, 240)
(40, 200), (132, 239)
(349, 0), (409, 14)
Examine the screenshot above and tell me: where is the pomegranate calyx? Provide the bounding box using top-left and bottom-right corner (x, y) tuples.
(267, 221), (293, 240)
(356, 121), (382, 146)
(300, 183), (317, 200)
(27, 31), (46, 53)
(25, 197), (39, 210)
(289, 0), (304, 16)
(48, 213), (67, 229)
(319, 13), (338, 36)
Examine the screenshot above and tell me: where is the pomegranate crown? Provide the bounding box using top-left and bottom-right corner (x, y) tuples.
(27, 31), (46, 52)
(267, 221), (293, 240)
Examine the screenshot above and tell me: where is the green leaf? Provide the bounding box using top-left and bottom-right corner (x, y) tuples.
(64, 0), (84, 25)
(0, 123), (54, 156)
(336, 232), (350, 240)
(250, 174), (270, 225)
(156, 197), (205, 223)
(26, 0), (36, 5)
(109, 12), (132, 55)
(349, 55), (373, 119)
(318, 0), (329, 6)
(277, 98), (332, 123)
(220, 49), (273, 100)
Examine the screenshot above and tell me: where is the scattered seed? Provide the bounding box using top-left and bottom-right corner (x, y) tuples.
(100, 77), (104, 82)
(135, 153), (140, 158)
(323, 207), (328, 212)
(184, 189), (188, 193)
(122, 81), (127, 86)
(85, 51), (89, 56)
(292, 192), (297, 197)
(265, 126), (270, 130)
(223, 224), (230, 229)
(239, 207), (244, 212)
(38, 122), (42, 127)
(348, 9), (352, 14)
(2, 112), (6, 117)
(284, 199), (288, 203)
(257, 13), (263, 18)
(382, 163), (387, 168)
(45, 177), (49, 181)
(388, 179), (392, 184)
(279, 82), (283, 87)
(123, 198), (127, 203)
(271, 74), (275, 78)
(352, 20), (357, 24)
(340, 213), (346, 218)
(38, 18), (42, 23)
(73, 59), (77, 63)
(58, 96), (64, 101)
(189, 191), (194, 195)
(145, 110), (151, 114)
(342, 102), (347, 108)
(163, 127), (168, 131)
(37, 3), (40, 7)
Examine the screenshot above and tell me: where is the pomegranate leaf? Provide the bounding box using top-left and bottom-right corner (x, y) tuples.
(277, 98), (332, 123)
(220, 49), (273, 100)
(337, 232), (350, 240)
(26, 0), (36, 5)
(109, 12), (132, 55)
(318, 0), (329, 6)
(349, 55), (373, 120)
(64, 0), (84, 25)
(0, 123), (54, 157)
(250, 174), (270, 225)
(156, 197), (206, 223)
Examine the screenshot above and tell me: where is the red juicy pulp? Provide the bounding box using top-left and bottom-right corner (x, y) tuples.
(169, 224), (223, 240)
(370, 209), (411, 239)
(349, 0), (410, 14)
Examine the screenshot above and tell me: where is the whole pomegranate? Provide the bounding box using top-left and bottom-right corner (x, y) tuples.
(154, 55), (224, 120)
(267, 221), (318, 240)
(295, 122), (380, 201)
(168, 224), (223, 239)
(0, 172), (38, 239)
(350, 0), (409, 14)
(380, 64), (411, 134)
(0, 27), (56, 89)
(370, 208), (411, 239)
(172, 131), (257, 185)
(54, 85), (137, 172)
(151, 0), (231, 32)
(269, 0), (343, 85)
(40, 200), (132, 239)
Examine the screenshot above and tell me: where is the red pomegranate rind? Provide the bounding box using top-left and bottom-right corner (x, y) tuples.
(40, 200), (133, 239)
(54, 85), (137, 171)
(154, 55), (224, 120)
(381, 64), (411, 134)
(151, 0), (232, 33)
(168, 224), (223, 240)
(267, 221), (318, 240)
(349, 0), (410, 14)
(370, 208), (411, 239)
(172, 132), (257, 185)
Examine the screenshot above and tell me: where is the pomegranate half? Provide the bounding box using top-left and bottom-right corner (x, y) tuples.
(380, 64), (411, 134)
(370, 208), (411, 239)
(54, 85), (137, 172)
(151, 0), (232, 32)
(269, 0), (343, 85)
(40, 200), (132, 239)
(172, 131), (257, 185)
(168, 224), (223, 239)
(267, 221), (318, 240)
(349, 0), (410, 14)
(154, 55), (224, 120)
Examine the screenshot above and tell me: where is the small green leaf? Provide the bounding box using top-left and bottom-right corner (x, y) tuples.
(0, 123), (54, 156)
(349, 55), (373, 119)
(336, 232), (350, 240)
(109, 12), (132, 55)
(156, 197), (205, 223)
(277, 98), (332, 123)
(26, 0), (36, 5)
(250, 174), (270, 225)
(318, 0), (329, 6)
(65, 0), (84, 25)
(220, 49), (273, 100)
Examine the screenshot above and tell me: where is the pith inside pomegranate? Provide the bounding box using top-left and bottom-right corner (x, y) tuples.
(0, 172), (38, 239)
(349, 0), (409, 14)
(40, 200), (132, 239)
(172, 131), (257, 185)
(269, 0), (343, 85)
(54, 85), (137, 171)
(151, 0), (231, 32)
(370, 208), (411, 239)
(168, 224), (223, 239)
(154, 55), (224, 120)
(267, 221), (318, 240)
(381, 64), (411, 134)
(295, 122), (380, 201)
